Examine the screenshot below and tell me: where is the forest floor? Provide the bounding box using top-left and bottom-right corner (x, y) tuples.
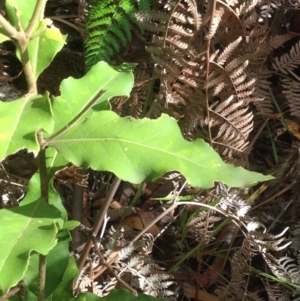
(1, 1), (300, 301)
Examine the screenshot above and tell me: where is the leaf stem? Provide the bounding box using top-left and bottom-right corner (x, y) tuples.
(37, 132), (49, 301)
(45, 90), (106, 145)
(38, 146), (49, 202)
(0, 286), (21, 301)
(25, 0), (47, 37)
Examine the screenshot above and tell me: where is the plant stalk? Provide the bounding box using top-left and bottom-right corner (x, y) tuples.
(38, 254), (46, 301)
(37, 133), (49, 301)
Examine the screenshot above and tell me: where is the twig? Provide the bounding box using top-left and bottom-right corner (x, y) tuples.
(78, 177), (121, 271)
(251, 181), (296, 211)
(0, 286), (21, 301)
(49, 16), (81, 34)
(25, 0), (47, 37)
(93, 199), (229, 278)
(0, 14), (18, 38)
(71, 169), (88, 249)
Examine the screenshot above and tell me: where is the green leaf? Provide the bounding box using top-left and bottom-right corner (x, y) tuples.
(62, 220), (80, 231)
(27, 25), (66, 80)
(50, 61), (133, 134)
(7, 293), (23, 301)
(73, 289), (165, 301)
(50, 257), (78, 300)
(0, 199), (62, 294)
(23, 231), (70, 297)
(0, 94), (53, 161)
(23, 250), (77, 300)
(6, 0), (38, 29)
(45, 147), (70, 220)
(5, 1), (65, 80)
(48, 111), (273, 188)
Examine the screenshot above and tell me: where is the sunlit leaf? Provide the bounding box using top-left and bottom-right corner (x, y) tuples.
(0, 94), (53, 161)
(0, 199), (62, 294)
(48, 111), (273, 188)
(50, 61), (133, 134)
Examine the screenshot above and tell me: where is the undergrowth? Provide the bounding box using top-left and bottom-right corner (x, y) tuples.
(1, 0), (300, 301)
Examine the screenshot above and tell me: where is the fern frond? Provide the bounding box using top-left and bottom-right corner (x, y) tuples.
(282, 78), (300, 118)
(205, 7), (224, 40)
(235, 0), (259, 16)
(258, 0), (282, 20)
(263, 253), (300, 284)
(216, 36), (242, 66)
(85, 0), (152, 69)
(261, 279), (291, 301)
(207, 96), (253, 157)
(272, 41), (300, 75)
(187, 211), (222, 242)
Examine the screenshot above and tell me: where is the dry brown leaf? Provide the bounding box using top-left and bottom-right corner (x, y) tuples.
(283, 119), (300, 140)
(121, 215), (160, 235)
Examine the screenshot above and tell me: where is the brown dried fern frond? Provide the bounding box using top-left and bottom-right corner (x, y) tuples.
(282, 78), (300, 118)
(136, 0), (263, 160)
(187, 211), (222, 243)
(261, 279), (290, 301)
(235, 0), (259, 18)
(272, 40), (300, 76)
(205, 7), (224, 40)
(205, 46), (257, 158)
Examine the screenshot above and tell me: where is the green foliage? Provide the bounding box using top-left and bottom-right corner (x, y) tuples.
(0, 95), (53, 160)
(23, 231), (72, 299)
(85, 0), (152, 69)
(47, 110), (271, 188)
(0, 198), (63, 293)
(5, 0), (66, 80)
(51, 62), (134, 134)
(0, 0), (273, 300)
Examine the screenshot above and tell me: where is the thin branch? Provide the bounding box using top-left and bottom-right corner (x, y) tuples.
(72, 169), (88, 250)
(12, 7), (37, 94)
(48, 16), (81, 34)
(26, 0), (48, 37)
(0, 286), (21, 301)
(0, 14), (18, 38)
(38, 146), (49, 202)
(78, 177), (121, 271)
